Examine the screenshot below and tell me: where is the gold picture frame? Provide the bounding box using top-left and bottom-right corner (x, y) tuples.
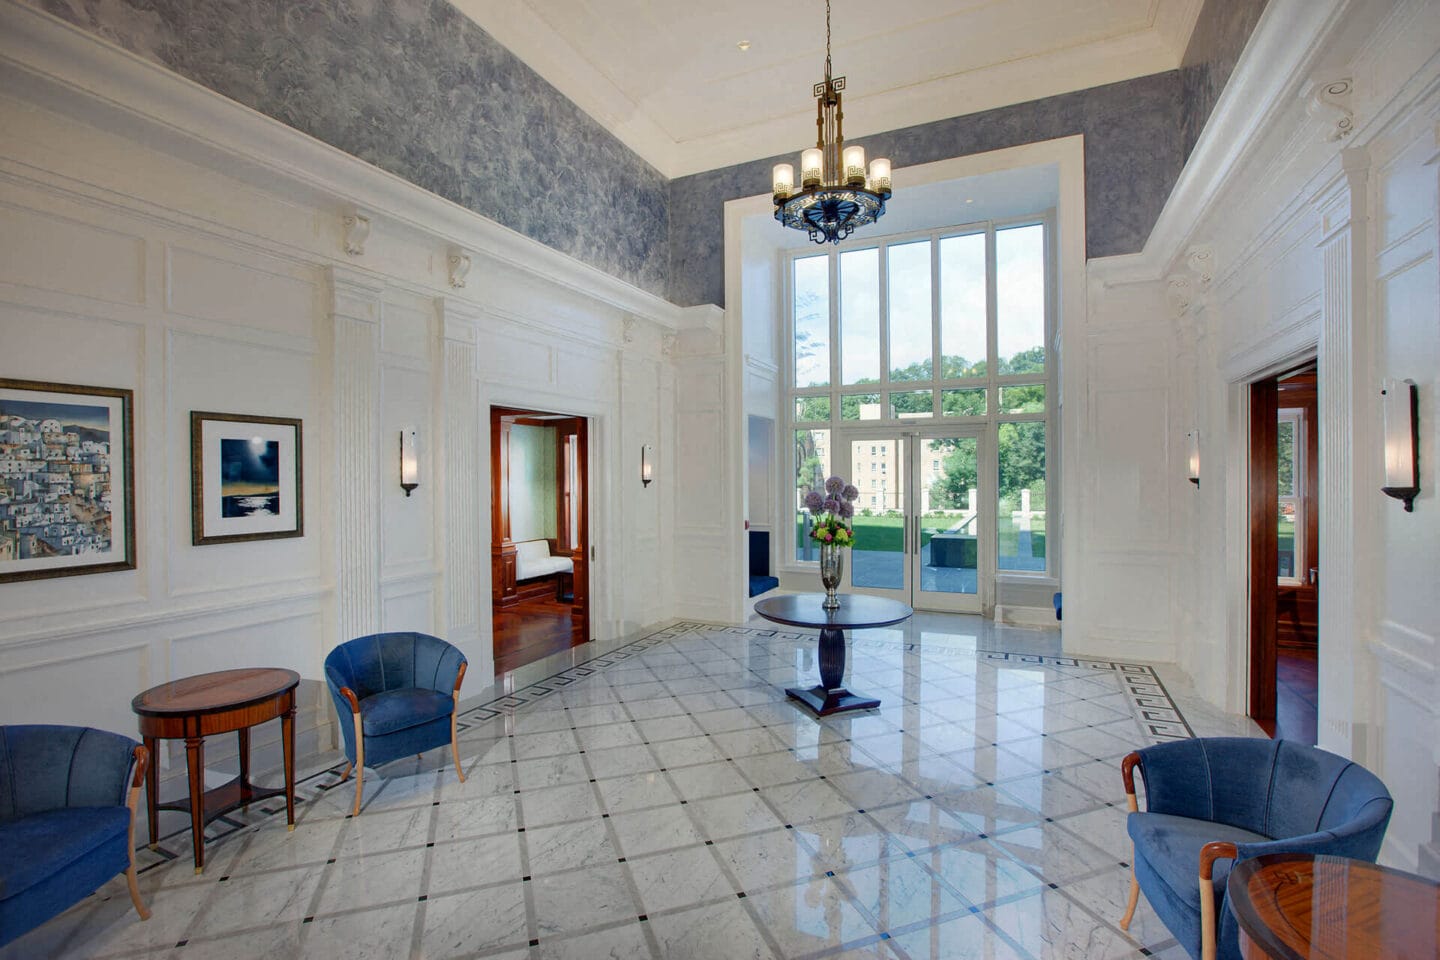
(190, 411), (303, 546)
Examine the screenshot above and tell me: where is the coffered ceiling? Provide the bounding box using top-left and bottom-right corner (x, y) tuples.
(453, 0), (1204, 178)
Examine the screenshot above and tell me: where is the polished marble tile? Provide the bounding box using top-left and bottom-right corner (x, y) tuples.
(2, 616), (1220, 960)
(626, 844), (738, 914)
(646, 899), (779, 960)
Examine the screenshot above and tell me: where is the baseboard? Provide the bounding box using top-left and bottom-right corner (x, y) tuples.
(994, 604), (1059, 628)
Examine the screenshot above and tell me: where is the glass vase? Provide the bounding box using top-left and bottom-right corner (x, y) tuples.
(819, 542), (845, 610)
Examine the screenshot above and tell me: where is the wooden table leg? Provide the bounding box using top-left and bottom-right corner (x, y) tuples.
(143, 735), (160, 849)
(184, 736), (206, 873)
(238, 726), (251, 809)
(282, 703), (296, 831)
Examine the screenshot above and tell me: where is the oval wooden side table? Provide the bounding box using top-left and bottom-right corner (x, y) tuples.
(754, 593), (913, 716)
(132, 668), (300, 873)
(1227, 852), (1440, 959)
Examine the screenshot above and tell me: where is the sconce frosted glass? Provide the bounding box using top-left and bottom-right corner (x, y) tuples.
(1380, 378), (1418, 512)
(400, 427), (420, 497)
(1187, 430), (1200, 487)
(641, 444), (654, 487)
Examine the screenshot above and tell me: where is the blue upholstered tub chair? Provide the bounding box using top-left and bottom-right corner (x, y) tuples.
(324, 632), (468, 816)
(0, 725), (150, 948)
(1119, 737), (1392, 960)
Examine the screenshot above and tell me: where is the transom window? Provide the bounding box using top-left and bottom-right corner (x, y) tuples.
(792, 221), (1047, 425)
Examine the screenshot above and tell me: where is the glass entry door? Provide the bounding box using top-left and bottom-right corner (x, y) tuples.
(841, 430), (989, 614)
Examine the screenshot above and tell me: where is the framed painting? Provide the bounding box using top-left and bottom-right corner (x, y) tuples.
(0, 378), (136, 583)
(190, 411), (303, 546)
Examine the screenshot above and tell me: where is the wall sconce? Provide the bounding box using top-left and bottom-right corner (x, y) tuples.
(1380, 378), (1419, 511)
(640, 444), (654, 488)
(400, 427), (420, 497)
(1187, 430), (1200, 487)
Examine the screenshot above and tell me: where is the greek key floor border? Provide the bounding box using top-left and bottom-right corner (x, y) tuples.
(454, 619), (1195, 744)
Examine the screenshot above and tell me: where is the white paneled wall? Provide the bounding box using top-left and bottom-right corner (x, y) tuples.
(0, 84), (679, 829)
(1109, 0), (1440, 874)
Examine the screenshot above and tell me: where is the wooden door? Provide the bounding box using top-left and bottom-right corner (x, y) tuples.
(1248, 379), (1279, 729)
(560, 417), (591, 642)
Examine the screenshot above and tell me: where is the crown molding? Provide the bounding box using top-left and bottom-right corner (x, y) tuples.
(1089, 0), (1355, 287)
(0, 1), (700, 330)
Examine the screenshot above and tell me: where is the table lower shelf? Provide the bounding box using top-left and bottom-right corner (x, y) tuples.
(785, 684), (881, 716)
(153, 776), (287, 831)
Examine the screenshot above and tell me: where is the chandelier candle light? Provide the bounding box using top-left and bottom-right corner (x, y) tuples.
(772, 0), (892, 245)
(804, 476), (860, 610)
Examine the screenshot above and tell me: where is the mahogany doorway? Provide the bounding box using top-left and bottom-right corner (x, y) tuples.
(490, 407), (590, 676)
(1248, 364), (1318, 744)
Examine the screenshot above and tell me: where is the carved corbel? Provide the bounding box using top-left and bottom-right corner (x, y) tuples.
(622, 316), (638, 343)
(1165, 274), (1193, 318)
(342, 209), (371, 257)
(447, 246), (472, 289)
(661, 333), (678, 358)
(1185, 245), (1214, 289)
(1305, 78), (1354, 142)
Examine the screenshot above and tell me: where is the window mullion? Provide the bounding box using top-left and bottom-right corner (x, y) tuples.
(879, 243), (890, 411)
(986, 224), (999, 419)
(930, 229), (941, 416)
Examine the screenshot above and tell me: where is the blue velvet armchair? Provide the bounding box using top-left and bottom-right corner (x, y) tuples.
(324, 632), (468, 816)
(0, 725), (150, 948)
(1119, 737), (1392, 960)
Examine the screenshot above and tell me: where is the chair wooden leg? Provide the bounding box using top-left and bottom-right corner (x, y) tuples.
(126, 745), (151, 921)
(126, 863), (150, 921)
(351, 712), (365, 817)
(1199, 875), (1216, 960)
(1197, 841), (1235, 960)
(1120, 862), (1140, 930)
(451, 711), (466, 783)
(337, 762), (352, 783)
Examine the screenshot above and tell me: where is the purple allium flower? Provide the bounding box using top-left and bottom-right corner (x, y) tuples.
(841, 484), (859, 501)
(825, 475), (845, 495)
(822, 498), (842, 515)
(803, 490), (825, 513)
(838, 500), (855, 519)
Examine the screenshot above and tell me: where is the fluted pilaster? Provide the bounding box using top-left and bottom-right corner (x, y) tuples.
(438, 298), (484, 662)
(329, 267), (383, 642)
(1312, 148), (1375, 761)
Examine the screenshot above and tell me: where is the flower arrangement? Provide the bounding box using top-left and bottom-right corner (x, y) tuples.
(803, 475), (860, 547)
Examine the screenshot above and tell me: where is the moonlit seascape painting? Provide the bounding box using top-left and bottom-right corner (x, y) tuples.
(220, 437), (280, 518)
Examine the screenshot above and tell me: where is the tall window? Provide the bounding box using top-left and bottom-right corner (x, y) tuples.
(1277, 409), (1304, 583)
(788, 218), (1053, 570)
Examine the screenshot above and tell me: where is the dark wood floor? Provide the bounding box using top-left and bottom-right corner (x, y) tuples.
(493, 595), (585, 676)
(1259, 647), (1318, 744)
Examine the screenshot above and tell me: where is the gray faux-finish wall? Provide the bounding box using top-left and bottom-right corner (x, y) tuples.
(28, 0), (1267, 310)
(25, 0), (672, 299)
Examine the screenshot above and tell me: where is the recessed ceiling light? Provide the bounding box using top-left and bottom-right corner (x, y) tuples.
(737, 40), (751, 52)
(965, 198), (974, 204)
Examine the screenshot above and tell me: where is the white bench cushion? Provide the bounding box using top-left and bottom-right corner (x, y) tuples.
(514, 540), (574, 581)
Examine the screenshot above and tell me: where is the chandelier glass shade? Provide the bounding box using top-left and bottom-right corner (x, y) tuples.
(772, 1), (891, 244)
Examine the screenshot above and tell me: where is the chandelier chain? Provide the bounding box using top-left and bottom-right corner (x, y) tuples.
(824, 0), (832, 82)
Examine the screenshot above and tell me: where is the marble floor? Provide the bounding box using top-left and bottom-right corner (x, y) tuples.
(3, 612), (1258, 960)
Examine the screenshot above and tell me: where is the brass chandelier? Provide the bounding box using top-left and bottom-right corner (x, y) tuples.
(771, 0), (891, 244)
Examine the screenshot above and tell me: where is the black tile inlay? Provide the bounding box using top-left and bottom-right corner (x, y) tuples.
(529, 939), (540, 947)
(302, 916), (314, 924)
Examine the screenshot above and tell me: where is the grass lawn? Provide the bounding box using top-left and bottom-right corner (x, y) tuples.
(794, 513), (1047, 558)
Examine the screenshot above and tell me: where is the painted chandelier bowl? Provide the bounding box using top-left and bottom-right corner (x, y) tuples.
(775, 185), (889, 245)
